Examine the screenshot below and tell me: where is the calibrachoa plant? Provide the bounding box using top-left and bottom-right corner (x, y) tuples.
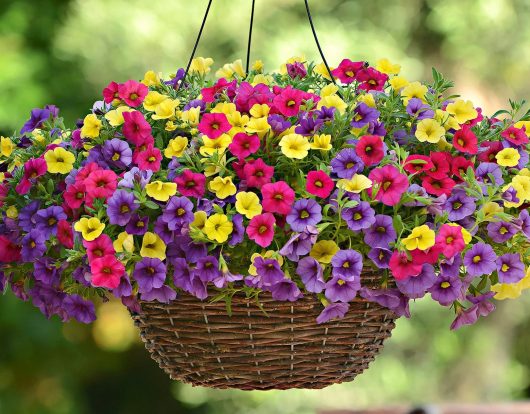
(1, 56), (530, 329)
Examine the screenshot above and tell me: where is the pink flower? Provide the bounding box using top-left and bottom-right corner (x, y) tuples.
(75, 162), (102, 184)
(403, 154), (434, 175)
(0, 235), (21, 263)
(122, 111), (152, 146)
(64, 181), (86, 210)
(435, 224), (465, 258)
(118, 80), (148, 107)
(243, 158), (274, 188)
(201, 78), (237, 103)
(228, 132), (260, 159)
(331, 59), (365, 84)
(174, 169), (206, 198)
(422, 175), (456, 197)
(135, 144), (162, 172)
(16, 158), (48, 195)
(272, 86), (304, 117)
(247, 213), (276, 248)
(452, 126), (478, 154)
(356, 67), (388, 92)
(0, 183), (8, 207)
(90, 255), (124, 289)
(102, 81), (120, 104)
(355, 135), (385, 166)
(83, 234), (115, 262)
(261, 181), (295, 215)
(57, 220), (74, 249)
(84, 169), (118, 200)
(410, 246), (443, 265)
(389, 250), (422, 281)
(235, 82), (273, 113)
(306, 170), (334, 198)
(501, 125), (529, 146)
(197, 113), (231, 139)
(368, 165), (408, 206)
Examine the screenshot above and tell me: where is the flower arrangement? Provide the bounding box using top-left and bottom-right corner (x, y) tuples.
(1, 56), (530, 330)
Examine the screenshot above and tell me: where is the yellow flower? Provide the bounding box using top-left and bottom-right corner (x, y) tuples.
(415, 118), (445, 144)
(226, 112), (250, 136)
(402, 225), (436, 251)
(200, 134), (232, 157)
(503, 182), (525, 208)
(44, 147), (75, 174)
(192, 210), (207, 230)
(376, 58), (401, 75)
(519, 168), (530, 177)
(189, 57), (214, 75)
(74, 217), (105, 241)
(165, 121), (177, 132)
(434, 109), (460, 131)
(201, 154), (226, 177)
(401, 81), (428, 104)
(317, 95), (347, 114)
(445, 99), (478, 124)
(249, 104), (270, 119)
(248, 251), (283, 275)
(140, 232), (166, 260)
(245, 117), (270, 138)
(235, 191), (262, 219)
(313, 62), (334, 81)
(515, 121), (530, 137)
(389, 76), (409, 91)
(0, 137), (15, 157)
(320, 84), (339, 98)
(141, 70), (161, 87)
(104, 106), (134, 127)
(357, 93), (376, 108)
(208, 176), (237, 199)
(152, 99), (179, 120)
(164, 136), (188, 159)
(203, 213), (233, 243)
(491, 283), (522, 300)
(31, 129), (46, 143)
(81, 114), (102, 138)
(512, 175), (530, 200)
(279, 134), (310, 159)
(280, 55), (306, 74)
(143, 91), (168, 112)
(114, 232), (134, 253)
(6, 206), (18, 219)
(481, 202), (504, 222)
(145, 181), (177, 202)
(180, 107), (201, 126)
(251, 74), (273, 86)
(496, 148), (520, 167)
(211, 102), (237, 115)
(252, 60), (264, 72)
(337, 174), (372, 193)
(310, 134), (332, 151)
(215, 59), (245, 79)
(310, 240), (340, 264)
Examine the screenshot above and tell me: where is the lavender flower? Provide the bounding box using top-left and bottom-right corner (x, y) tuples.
(103, 138), (132, 168)
(367, 247), (392, 268)
(228, 214), (245, 246)
(195, 256), (221, 283)
(325, 275), (360, 303)
(63, 294), (97, 324)
(316, 303), (350, 324)
(141, 285), (177, 303)
(279, 226), (318, 261)
(331, 249), (363, 280)
(286, 198), (322, 232)
(342, 201), (376, 231)
(359, 287), (411, 318)
(396, 264), (436, 299)
(475, 163), (504, 187)
(107, 190), (138, 226)
(162, 196), (194, 231)
(295, 115), (322, 136)
(429, 273), (463, 306)
(330, 148), (364, 179)
(497, 253), (525, 283)
(254, 257), (285, 287)
(21, 230), (47, 262)
(296, 256), (325, 293)
(118, 167), (152, 189)
(350, 103), (380, 128)
(35, 206), (66, 238)
(20, 107), (51, 135)
(18, 201), (41, 231)
(486, 221), (517, 243)
(463, 243), (497, 277)
(363, 214), (396, 248)
(269, 279), (303, 302)
(133, 258), (166, 293)
(443, 190), (476, 221)
(126, 215), (149, 235)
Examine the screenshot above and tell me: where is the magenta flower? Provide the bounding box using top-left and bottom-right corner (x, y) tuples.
(122, 111), (152, 146)
(197, 113), (231, 139)
(273, 85), (304, 117)
(331, 59), (365, 84)
(368, 165), (409, 206)
(228, 132), (260, 159)
(261, 181), (295, 215)
(247, 213), (275, 248)
(118, 80), (148, 107)
(174, 170), (206, 198)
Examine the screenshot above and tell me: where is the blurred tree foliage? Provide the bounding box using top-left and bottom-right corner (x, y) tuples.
(2, 0), (530, 413)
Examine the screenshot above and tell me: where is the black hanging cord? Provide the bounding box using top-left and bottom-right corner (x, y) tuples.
(245, 0), (256, 74)
(303, 0), (337, 86)
(179, 0), (213, 90)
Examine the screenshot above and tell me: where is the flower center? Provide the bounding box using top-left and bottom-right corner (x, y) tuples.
(343, 261), (350, 268)
(121, 205), (130, 213)
(382, 181), (392, 191)
(441, 281), (451, 289)
(499, 227), (508, 235)
(147, 267), (155, 274)
(177, 208), (185, 216)
(353, 212), (362, 220)
(48, 218), (57, 226)
(472, 255), (481, 263)
(274, 194), (283, 200)
(112, 153), (120, 161)
(300, 210), (310, 219)
(345, 71), (354, 77)
(365, 145), (372, 154)
(148, 156), (156, 162)
(30, 241), (36, 248)
(211, 122), (219, 130)
(501, 263), (510, 272)
(337, 279), (346, 286)
(346, 162), (355, 169)
(258, 225), (268, 234)
(314, 180), (323, 188)
(377, 226), (386, 233)
(130, 93), (139, 100)
(446, 236), (454, 244)
(287, 100), (296, 107)
(453, 202), (462, 210)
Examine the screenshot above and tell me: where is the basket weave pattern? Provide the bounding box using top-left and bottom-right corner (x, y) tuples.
(132, 272), (397, 390)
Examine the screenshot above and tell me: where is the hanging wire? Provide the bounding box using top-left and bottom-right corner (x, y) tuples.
(245, 0), (256, 74)
(178, 0), (213, 91)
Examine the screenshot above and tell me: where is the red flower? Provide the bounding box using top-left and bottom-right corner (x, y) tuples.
(243, 158), (274, 189)
(410, 246), (443, 265)
(84, 169), (118, 200)
(118, 80), (148, 107)
(261, 181), (295, 215)
(403, 154), (434, 175)
(435, 224), (465, 258)
(83, 234), (115, 262)
(389, 250), (422, 281)
(57, 220), (74, 249)
(75, 162), (102, 184)
(201, 78), (237, 103)
(0, 183), (8, 207)
(463, 107), (483, 127)
(0, 236), (21, 263)
(246, 213), (276, 248)
(355, 135), (385, 166)
(135, 144), (162, 172)
(331, 59), (365, 84)
(477, 141), (503, 163)
(90, 255), (124, 289)
(306, 170), (334, 199)
(451, 156), (474, 182)
(368, 165), (409, 206)
(174, 169), (206, 198)
(452, 126), (478, 154)
(64, 181), (86, 209)
(228, 133), (260, 159)
(197, 113), (232, 139)
(424, 151), (451, 179)
(501, 125), (529, 146)
(357, 67), (388, 92)
(122, 111), (152, 146)
(234, 82), (273, 113)
(422, 175), (456, 197)
(102, 81), (120, 104)
(272, 86), (305, 117)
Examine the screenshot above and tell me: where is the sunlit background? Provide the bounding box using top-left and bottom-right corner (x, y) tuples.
(2, 0), (530, 413)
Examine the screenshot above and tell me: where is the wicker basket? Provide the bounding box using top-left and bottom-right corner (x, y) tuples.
(132, 272), (397, 390)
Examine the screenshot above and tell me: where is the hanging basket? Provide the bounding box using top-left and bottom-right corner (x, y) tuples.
(132, 271), (397, 390)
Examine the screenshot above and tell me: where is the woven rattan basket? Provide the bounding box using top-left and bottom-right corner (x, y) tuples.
(132, 271), (397, 390)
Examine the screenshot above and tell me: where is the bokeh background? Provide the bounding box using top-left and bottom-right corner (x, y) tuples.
(2, 0), (530, 413)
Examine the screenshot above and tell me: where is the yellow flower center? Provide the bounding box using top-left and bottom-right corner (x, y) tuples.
(441, 282), (451, 289)
(300, 210), (310, 219)
(472, 255), (481, 263)
(501, 264), (510, 272)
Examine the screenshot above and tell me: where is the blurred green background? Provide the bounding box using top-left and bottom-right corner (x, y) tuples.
(2, 0), (530, 412)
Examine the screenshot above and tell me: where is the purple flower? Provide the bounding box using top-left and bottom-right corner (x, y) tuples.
(325, 275), (360, 303)
(34, 257), (60, 286)
(314, 106), (336, 122)
(363, 214), (396, 248)
(330, 148), (364, 179)
(475, 163), (504, 187)
(331, 249), (363, 280)
(72, 262), (91, 287)
(126, 215), (149, 235)
(450, 307), (479, 330)
(29, 283), (66, 320)
(267, 114), (291, 135)
(132, 259), (165, 293)
(212, 269), (244, 289)
(517, 209), (530, 239)
(20, 107), (52, 135)
(396, 264), (437, 299)
(367, 120), (387, 137)
(195, 256), (221, 283)
(35, 206), (66, 238)
(279, 226), (318, 261)
(63, 294), (96, 324)
(443, 191), (476, 221)
(103, 138), (132, 168)
(426, 193), (448, 216)
(172, 258), (194, 292)
(350, 102), (380, 128)
(440, 254), (462, 277)
(463, 243), (497, 277)
(107, 190), (138, 226)
(0, 270), (7, 292)
(486, 221), (517, 243)
(295, 115), (322, 136)
(406, 98), (434, 120)
(254, 257), (285, 287)
(429, 273), (463, 306)
(184, 99), (206, 112)
(118, 167), (152, 189)
(467, 292), (496, 317)
(404, 184), (429, 207)
(18, 201), (41, 231)
(316, 303), (350, 324)
(497, 253), (525, 283)
(153, 216), (174, 244)
(296, 256), (325, 293)
(21, 229), (47, 262)
(162, 196), (194, 231)
(229, 214), (245, 246)
(342, 201), (376, 231)
(141, 285), (177, 303)
(167, 158), (182, 181)
(286, 61), (307, 79)
(286, 199), (322, 232)
(269, 278), (303, 301)
(367, 247), (392, 268)
(502, 186), (520, 204)
(359, 287), (411, 318)
(113, 275), (133, 298)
